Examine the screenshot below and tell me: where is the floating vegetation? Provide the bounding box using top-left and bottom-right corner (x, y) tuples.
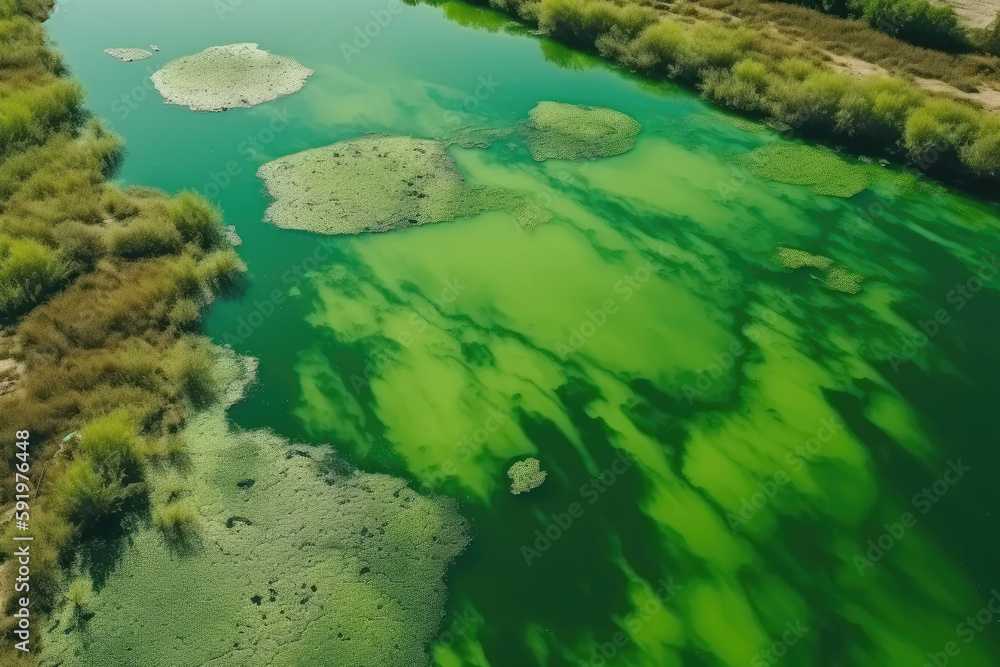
(776, 246), (866, 293)
(104, 48), (152, 62)
(150, 43), (313, 112)
(508, 458), (547, 495)
(443, 124), (516, 149)
(41, 351), (470, 666)
(741, 144), (918, 198)
(258, 135), (551, 235)
(523, 102), (643, 161)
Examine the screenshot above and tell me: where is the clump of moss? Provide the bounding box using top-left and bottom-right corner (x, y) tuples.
(523, 101), (642, 160)
(104, 48), (152, 62)
(150, 43), (313, 112)
(508, 457), (547, 494)
(776, 246), (866, 294)
(258, 134), (551, 235)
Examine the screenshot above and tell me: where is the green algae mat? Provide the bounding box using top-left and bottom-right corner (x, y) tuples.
(44, 0), (1000, 665)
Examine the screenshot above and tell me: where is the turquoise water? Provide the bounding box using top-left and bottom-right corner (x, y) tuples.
(48, 0), (1000, 665)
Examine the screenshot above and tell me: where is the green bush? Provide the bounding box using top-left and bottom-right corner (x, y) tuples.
(0, 232), (66, 314)
(51, 454), (145, 534)
(970, 11), (1000, 55)
(535, 0), (658, 46)
(110, 216), (183, 258)
(153, 499), (197, 536)
(848, 0), (967, 52)
(165, 336), (217, 407)
(903, 97), (980, 156)
(168, 190), (225, 250)
(51, 411), (146, 533)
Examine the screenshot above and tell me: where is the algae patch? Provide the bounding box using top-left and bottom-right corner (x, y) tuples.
(150, 43), (313, 112)
(104, 48), (152, 62)
(741, 144), (917, 198)
(523, 102), (642, 161)
(40, 350), (469, 667)
(441, 102), (643, 160)
(776, 246), (866, 293)
(258, 135), (552, 234)
(508, 458), (547, 495)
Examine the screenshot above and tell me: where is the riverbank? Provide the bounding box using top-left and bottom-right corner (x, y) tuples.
(438, 0), (1000, 189)
(0, 0), (249, 659)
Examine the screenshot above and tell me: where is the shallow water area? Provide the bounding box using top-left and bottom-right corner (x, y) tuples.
(47, 0), (1000, 665)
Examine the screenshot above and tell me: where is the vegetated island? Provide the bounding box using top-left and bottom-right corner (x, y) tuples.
(427, 0), (1000, 188)
(150, 43), (313, 112)
(0, 2), (468, 663)
(508, 457), (548, 494)
(258, 103), (645, 236)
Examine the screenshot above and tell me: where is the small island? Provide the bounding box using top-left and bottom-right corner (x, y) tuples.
(508, 458), (547, 495)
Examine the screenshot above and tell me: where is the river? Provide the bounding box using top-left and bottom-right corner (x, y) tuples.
(47, 0), (1000, 664)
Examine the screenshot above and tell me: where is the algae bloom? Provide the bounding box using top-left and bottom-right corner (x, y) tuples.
(508, 458), (547, 495)
(741, 144), (915, 198)
(257, 135), (551, 234)
(150, 43), (313, 112)
(524, 101), (643, 161)
(104, 48), (152, 62)
(776, 246), (866, 293)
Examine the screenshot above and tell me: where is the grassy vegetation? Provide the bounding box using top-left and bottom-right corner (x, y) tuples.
(778, 0), (968, 52)
(970, 10), (1000, 56)
(0, 0), (245, 658)
(693, 0), (1000, 92)
(461, 0), (1000, 184)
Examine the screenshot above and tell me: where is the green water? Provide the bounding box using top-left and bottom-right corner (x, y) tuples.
(48, 0), (1000, 665)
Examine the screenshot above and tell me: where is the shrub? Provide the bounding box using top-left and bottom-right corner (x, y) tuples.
(970, 11), (1000, 55)
(50, 453), (145, 535)
(959, 118), (1000, 174)
(0, 232), (66, 314)
(153, 499), (197, 536)
(165, 336), (217, 407)
(195, 249), (246, 292)
(903, 97), (980, 156)
(700, 68), (767, 112)
(847, 0), (967, 52)
(625, 20), (686, 71)
(78, 410), (142, 476)
(536, 0), (658, 47)
(110, 216), (183, 258)
(168, 191), (224, 250)
(51, 219), (105, 271)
